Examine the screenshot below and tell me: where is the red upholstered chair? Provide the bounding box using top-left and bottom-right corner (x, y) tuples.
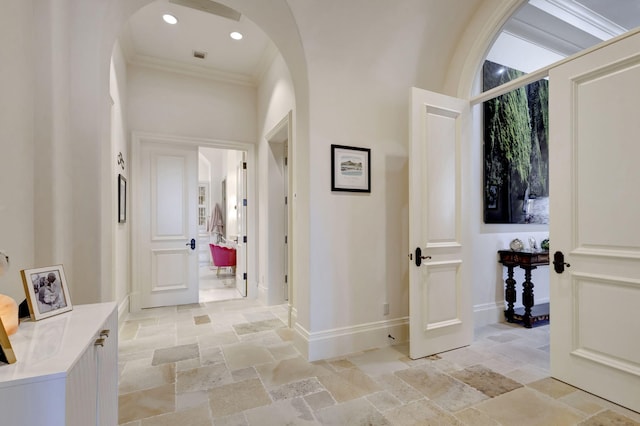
(209, 243), (236, 276)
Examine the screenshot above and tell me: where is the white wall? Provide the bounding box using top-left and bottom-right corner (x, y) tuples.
(286, 0), (484, 359)
(110, 41), (130, 312)
(257, 53), (295, 306)
(0, 0), (35, 302)
(127, 65), (257, 143)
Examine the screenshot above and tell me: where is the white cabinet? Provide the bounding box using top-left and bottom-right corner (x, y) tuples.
(0, 303), (118, 426)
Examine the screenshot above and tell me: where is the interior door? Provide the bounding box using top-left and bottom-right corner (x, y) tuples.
(139, 141), (199, 308)
(236, 157), (248, 297)
(549, 31), (640, 411)
(409, 87), (471, 359)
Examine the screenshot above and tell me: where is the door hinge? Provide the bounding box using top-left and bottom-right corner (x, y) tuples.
(243, 272), (247, 280)
(285, 275), (288, 283)
(243, 235), (247, 243)
(284, 157), (288, 166)
(243, 198), (247, 206)
(242, 162), (247, 169)
(285, 235), (288, 244)
(285, 196), (288, 205)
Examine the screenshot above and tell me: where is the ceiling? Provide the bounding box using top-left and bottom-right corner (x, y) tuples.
(120, 0), (640, 85)
(119, 0), (275, 86)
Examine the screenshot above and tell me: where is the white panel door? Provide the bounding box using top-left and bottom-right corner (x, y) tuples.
(235, 157), (247, 297)
(409, 88), (471, 359)
(549, 31), (640, 412)
(139, 142), (199, 308)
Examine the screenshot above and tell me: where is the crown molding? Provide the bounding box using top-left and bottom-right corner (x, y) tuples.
(128, 54), (257, 88)
(529, 0), (627, 40)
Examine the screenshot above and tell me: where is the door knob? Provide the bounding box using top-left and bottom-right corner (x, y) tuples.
(553, 251), (570, 273)
(186, 238), (196, 250)
(414, 247), (431, 267)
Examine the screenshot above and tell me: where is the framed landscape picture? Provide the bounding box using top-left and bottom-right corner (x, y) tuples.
(331, 144), (371, 193)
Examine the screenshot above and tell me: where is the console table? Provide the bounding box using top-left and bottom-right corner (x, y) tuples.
(498, 250), (550, 328)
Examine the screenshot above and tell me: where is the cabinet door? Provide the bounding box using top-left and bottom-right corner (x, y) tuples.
(97, 309), (118, 425)
(67, 341), (98, 426)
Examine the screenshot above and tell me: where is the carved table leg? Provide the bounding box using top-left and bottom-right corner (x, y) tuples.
(504, 265), (516, 322)
(521, 266), (536, 328)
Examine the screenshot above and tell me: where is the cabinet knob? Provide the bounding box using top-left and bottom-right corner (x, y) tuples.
(94, 338), (105, 347)
(100, 329), (110, 338)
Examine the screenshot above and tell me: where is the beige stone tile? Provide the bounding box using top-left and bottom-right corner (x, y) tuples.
(327, 358), (356, 371)
(318, 367), (381, 403)
(475, 387), (586, 426)
(559, 389), (608, 415)
(267, 342), (299, 361)
(231, 367), (258, 382)
(208, 378), (271, 418)
(194, 314), (211, 325)
(244, 398), (318, 425)
(136, 324), (177, 339)
(199, 346), (225, 366)
(255, 356), (332, 388)
(395, 365), (488, 412)
(119, 362), (175, 394)
(119, 421), (141, 426)
(455, 407), (500, 425)
(176, 390), (210, 411)
(374, 373), (423, 404)
(304, 391), (336, 411)
(528, 377), (579, 399)
(119, 335), (176, 357)
(275, 327), (295, 341)
(232, 318), (285, 335)
(212, 413), (248, 426)
(177, 363), (233, 393)
(315, 397), (390, 425)
(366, 390), (403, 412)
(118, 383), (176, 424)
(222, 342), (274, 371)
(452, 364), (523, 398)
(579, 409), (640, 425)
(269, 377), (324, 401)
(504, 365), (549, 385)
(152, 343), (200, 365)
(347, 346), (408, 377)
(198, 331), (239, 348)
(383, 399), (463, 425)
(140, 403), (213, 426)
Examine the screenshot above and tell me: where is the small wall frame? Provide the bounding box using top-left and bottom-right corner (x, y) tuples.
(331, 144), (371, 193)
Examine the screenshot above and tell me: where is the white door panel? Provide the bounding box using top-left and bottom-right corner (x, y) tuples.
(409, 88), (471, 359)
(139, 142), (199, 308)
(549, 31), (640, 412)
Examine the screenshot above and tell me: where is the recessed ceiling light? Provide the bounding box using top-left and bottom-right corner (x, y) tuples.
(230, 31), (243, 40)
(163, 14), (178, 25)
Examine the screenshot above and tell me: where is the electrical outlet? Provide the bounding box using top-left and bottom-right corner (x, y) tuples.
(383, 303), (389, 316)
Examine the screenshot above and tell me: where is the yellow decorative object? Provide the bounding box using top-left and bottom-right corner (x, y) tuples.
(0, 294), (19, 336)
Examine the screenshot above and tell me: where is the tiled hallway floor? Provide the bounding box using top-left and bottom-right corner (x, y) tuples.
(117, 300), (640, 425)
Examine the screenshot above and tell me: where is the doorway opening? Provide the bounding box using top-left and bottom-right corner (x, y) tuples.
(198, 146), (248, 303)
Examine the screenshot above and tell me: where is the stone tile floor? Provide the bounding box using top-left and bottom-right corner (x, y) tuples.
(118, 299), (640, 425)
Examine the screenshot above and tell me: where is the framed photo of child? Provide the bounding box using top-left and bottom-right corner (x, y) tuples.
(21, 265), (73, 321)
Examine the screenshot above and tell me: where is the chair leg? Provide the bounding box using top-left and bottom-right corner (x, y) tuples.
(216, 267), (220, 276)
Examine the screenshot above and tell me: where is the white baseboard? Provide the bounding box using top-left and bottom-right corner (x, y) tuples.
(293, 317), (410, 362)
(474, 302), (505, 327)
(117, 295), (130, 326)
(473, 298), (550, 328)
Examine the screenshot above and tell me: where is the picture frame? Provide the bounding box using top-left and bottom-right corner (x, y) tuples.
(0, 317), (16, 364)
(118, 174), (127, 223)
(20, 265), (73, 321)
(331, 144), (371, 193)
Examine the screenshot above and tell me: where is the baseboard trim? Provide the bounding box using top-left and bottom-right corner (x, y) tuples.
(294, 317), (410, 362)
(473, 299), (550, 328)
(117, 295), (130, 326)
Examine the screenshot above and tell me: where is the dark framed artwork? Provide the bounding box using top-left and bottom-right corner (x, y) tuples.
(483, 60), (549, 224)
(118, 174), (127, 223)
(331, 144), (371, 193)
